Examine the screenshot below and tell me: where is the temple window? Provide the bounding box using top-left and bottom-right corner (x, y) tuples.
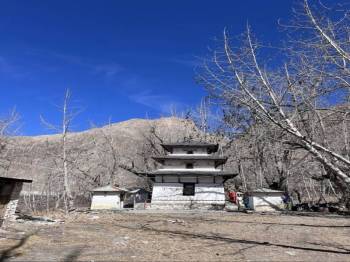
(186, 163), (194, 169)
(183, 183), (195, 196)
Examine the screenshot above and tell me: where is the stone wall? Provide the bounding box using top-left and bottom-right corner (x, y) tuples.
(17, 194), (91, 212)
(3, 182), (23, 224)
(151, 182), (225, 210)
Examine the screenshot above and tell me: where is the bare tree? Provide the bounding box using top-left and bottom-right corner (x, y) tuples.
(0, 108), (20, 171)
(41, 89), (82, 211)
(198, 0), (350, 205)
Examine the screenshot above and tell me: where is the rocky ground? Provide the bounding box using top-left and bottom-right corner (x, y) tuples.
(0, 210), (349, 261)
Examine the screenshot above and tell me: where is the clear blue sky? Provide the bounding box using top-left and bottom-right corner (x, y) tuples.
(0, 0), (301, 135)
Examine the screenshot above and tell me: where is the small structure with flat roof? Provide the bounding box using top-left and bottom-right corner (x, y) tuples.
(90, 185), (128, 210)
(246, 188), (285, 212)
(146, 142), (237, 209)
(90, 185), (150, 210)
(0, 176), (32, 226)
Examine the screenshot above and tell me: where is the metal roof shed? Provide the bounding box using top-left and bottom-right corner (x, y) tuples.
(90, 185), (128, 210)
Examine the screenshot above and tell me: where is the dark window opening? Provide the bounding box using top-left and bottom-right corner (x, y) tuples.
(186, 163), (194, 169)
(183, 183), (195, 196)
(187, 150), (194, 154)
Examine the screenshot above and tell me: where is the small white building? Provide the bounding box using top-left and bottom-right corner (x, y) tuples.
(146, 142), (237, 210)
(247, 188), (285, 212)
(90, 185), (128, 210)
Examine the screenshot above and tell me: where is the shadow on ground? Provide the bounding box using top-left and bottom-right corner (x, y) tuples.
(113, 222), (350, 255)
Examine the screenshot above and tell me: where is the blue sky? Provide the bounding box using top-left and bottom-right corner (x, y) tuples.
(0, 0), (302, 135)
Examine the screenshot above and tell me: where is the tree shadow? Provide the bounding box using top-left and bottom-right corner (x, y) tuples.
(304, 241), (350, 252)
(113, 223), (350, 255)
(161, 214), (350, 228)
(0, 234), (33, 262)
(0, 232), (83, 262)
(230, 244), (259, 258)
(63, 247), (83, 262)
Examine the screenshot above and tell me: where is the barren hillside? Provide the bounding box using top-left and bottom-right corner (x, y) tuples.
(0, 117), (203, 196)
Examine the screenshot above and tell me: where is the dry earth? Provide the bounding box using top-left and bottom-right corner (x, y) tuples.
(1, 211), (350, 261)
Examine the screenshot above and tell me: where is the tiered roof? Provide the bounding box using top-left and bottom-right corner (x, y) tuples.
(144, 142), (237, 180)
(161, 142), (219, 153)
(147, 170), (235, 177)
(152, 155), (228, 167)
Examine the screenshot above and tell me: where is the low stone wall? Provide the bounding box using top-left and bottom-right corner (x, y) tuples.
(17, 194), (91, 212)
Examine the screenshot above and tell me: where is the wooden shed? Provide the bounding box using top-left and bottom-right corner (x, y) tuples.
(123, 188), (150, 209)
(0, 176), (32, 226)
(247, 188), (285, 212)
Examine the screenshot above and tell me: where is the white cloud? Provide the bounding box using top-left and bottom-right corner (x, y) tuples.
(0, 56), (29, 78)
(26, 49), (123, 79)
(129, 90), (187, 115)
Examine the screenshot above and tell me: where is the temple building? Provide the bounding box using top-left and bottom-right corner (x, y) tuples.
(147, 143), (237, 209)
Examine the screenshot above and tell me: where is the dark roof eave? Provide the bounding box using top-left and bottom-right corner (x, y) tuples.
(0, 176), (33, 183)
(152, 156), (228, 165)
(161, 143), (219, 152)
(144, 172), (238, 177)
(152, 156), (227, 160)
(145, 173), (237, 182)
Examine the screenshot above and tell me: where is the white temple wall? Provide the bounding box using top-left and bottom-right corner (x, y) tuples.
(151, 182), (225, 209)
(154, 176), (223, 184)
(162, 159), (217, 170)
(171, 147), (208, 155)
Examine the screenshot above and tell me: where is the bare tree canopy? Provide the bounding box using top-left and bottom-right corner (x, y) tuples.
(40, 89), (85, 212)
(198, 0), (350, 204)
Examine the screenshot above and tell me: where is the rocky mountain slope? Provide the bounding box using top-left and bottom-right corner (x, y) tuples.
(1, 117), (204, 196)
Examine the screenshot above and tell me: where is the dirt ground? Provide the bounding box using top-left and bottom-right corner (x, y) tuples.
(0, 210), (349, 261)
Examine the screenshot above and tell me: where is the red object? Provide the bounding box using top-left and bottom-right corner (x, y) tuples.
(228, 192), (237, 204)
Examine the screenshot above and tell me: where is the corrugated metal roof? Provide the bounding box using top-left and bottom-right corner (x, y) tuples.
(92, 185), (128, 192)
(92, 185), (150, 193)
(250, 188), (284, 193)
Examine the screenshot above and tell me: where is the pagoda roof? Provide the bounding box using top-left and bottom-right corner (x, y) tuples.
(145, 170), (237, 177)
(152, 155), (228, 166)
(161, 142), (218, 152)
